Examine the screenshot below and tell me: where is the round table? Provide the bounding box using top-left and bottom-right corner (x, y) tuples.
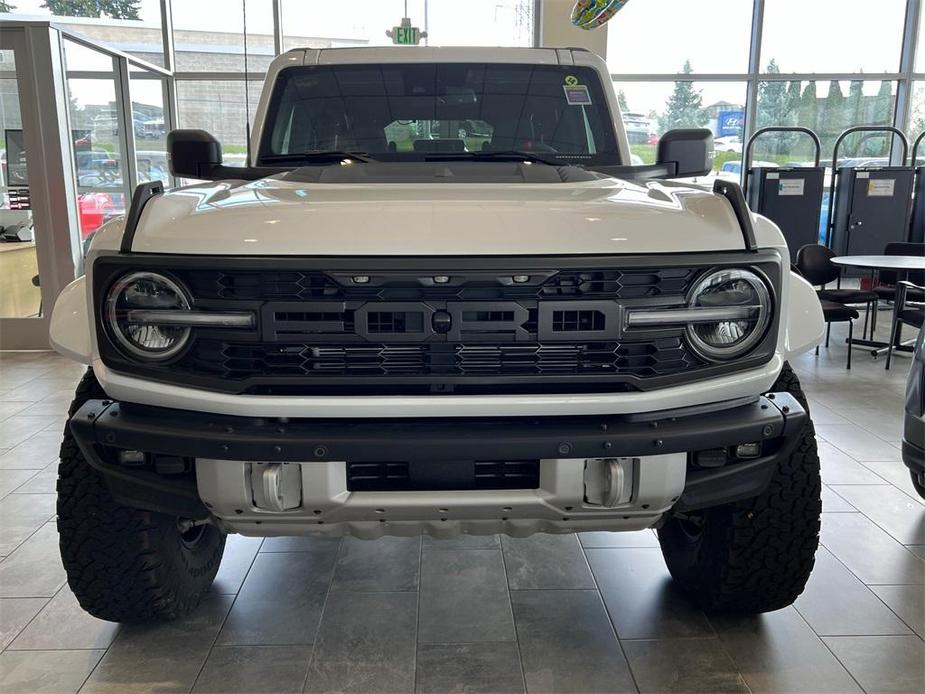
(830, 255), (925, 271)
(830, 254), (924, 356)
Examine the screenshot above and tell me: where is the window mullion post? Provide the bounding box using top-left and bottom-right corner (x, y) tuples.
(273, 0), (283, 55)
(161, 0), (175, 73)
(742, 0), (765, 187)
(894, 0), (921, 164)
(115, 55), (138, 196)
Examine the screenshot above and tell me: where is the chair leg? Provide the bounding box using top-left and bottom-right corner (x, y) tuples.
(846, 320), (853, 370)
(871, 299), (878, 337)
(885, 312), (901, 370)
(862, 302), (870, 340)
(825, 323), (831, 348)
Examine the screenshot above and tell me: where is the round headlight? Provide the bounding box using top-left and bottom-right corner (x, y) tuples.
(686, 268), (772, 361)
(105, 272), (191, 360)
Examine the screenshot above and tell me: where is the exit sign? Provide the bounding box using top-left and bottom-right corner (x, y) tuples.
(391, 24), (421, 45)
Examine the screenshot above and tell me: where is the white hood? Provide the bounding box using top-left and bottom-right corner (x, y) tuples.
(128, 175), (752, 256)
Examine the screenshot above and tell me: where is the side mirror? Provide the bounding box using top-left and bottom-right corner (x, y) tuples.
(656, 128), (714, 178)
(167, 129), (223, 179)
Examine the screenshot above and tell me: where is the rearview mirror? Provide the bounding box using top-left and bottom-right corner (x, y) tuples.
(656, 128), (714, 178)
(167, 129), (223, 179)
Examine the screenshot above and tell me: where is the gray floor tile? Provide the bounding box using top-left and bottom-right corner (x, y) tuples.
(838, 407), (905, 444)
(816, 424), (903, 462)
(821, 485), (856, 512)
(820, 513), (925, 585)
(19, 391), (76, 417)
(501, 534), (595, 590)
(795, 548), (912, 636)
(331, 536), (420, 592)
(511, 590), (635, 694)
(191, 645), (312, 694)
(415, 643), (524, 694)
(817, 441), (889, 485)
(418, 549), (515, 643)
(805, 400), (850, 425)
(711, 606), (861, 693)
(858, 460), (925, 504)
(216, 548), (337, 646)
(0, 597), (46, 650)
(907, 544), (925, 560)
(870, 585), (925, 637)
(212, 535), (263, 595)
(0, 469), (38, 499)
(587, 547), (714, 639)
(0, 416), (62, 450)
(0, 432), (62, 470)
(304, 591), (416, 694)
(11, 465), (57, 495)
(8, 586), (120, 651)
(0, 523), (66, 598)
(259, 535), (341, 553)
(0, 402), (30, 422)
(80, 593), (232, 694)
(0, 382), (51, 403)
(0, 649), (104, 694)
(622, 639), (749, 694)
(830, 485), (925, 544)
(0, 494), (56, 555)
(822, 635), (925, 693)
(579, 530), (659, 548)
(422, 534), (500, 550)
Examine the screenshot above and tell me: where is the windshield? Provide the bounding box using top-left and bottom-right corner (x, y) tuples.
(258, 63), (622, 167)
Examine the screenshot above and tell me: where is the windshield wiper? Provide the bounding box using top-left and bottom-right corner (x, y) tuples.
(425, 150), (561, 166)
(260, 150), (374, 164)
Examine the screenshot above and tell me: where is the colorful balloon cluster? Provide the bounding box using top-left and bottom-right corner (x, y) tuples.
(570, 0), (630, 30)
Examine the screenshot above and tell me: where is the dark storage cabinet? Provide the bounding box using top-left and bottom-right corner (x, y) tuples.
(829, 167), (915, 255)
(747, 167), (825, 263)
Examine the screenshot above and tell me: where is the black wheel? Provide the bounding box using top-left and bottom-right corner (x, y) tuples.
(57, 369), (225, 622)
(911, 471), (925, 500)
(657, 362), (821, 613)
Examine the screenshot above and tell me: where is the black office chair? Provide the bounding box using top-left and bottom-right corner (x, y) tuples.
(796, 244), (877, 343)
(886, 280), (925, 370)
(815, 300), (858, 369)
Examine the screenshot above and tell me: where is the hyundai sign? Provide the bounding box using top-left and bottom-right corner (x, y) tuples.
(717, 110), (745, 137)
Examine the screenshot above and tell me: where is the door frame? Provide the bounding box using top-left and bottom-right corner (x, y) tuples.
(0, 22), (81, 349)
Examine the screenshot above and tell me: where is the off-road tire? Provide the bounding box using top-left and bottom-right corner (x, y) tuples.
(57, 369), (225, 622)
(657, 362), (821, 613)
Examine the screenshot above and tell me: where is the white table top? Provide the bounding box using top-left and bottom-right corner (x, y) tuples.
(830, 255), (925, 271)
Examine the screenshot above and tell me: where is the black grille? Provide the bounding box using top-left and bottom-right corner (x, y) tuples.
(95, 254), (780, 395)
(346, 460), (541, 491)
(187, 338), (695, 379)
(179, 266), (699, 302)
(170, 263), (711, 392)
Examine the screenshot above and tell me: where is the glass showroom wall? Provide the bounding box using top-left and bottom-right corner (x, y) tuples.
(3, 0), (923, 171)
(1, 0), (534, 165)
(607, 0), (922, 175)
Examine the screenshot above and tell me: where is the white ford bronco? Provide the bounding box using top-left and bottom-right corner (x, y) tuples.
(50, 46), (826, 622)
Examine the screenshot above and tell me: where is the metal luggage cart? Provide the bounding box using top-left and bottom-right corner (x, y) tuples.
(827, 126), (915, 257)
(743, 126), (825, 263)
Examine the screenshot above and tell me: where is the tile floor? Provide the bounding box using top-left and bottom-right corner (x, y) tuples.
(0, 320), (922, 694)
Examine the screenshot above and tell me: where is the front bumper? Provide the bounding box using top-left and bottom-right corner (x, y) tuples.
(69, 392), (806, 537)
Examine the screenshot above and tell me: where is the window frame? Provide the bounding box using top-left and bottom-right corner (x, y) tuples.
(608, 0), (924, 178)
